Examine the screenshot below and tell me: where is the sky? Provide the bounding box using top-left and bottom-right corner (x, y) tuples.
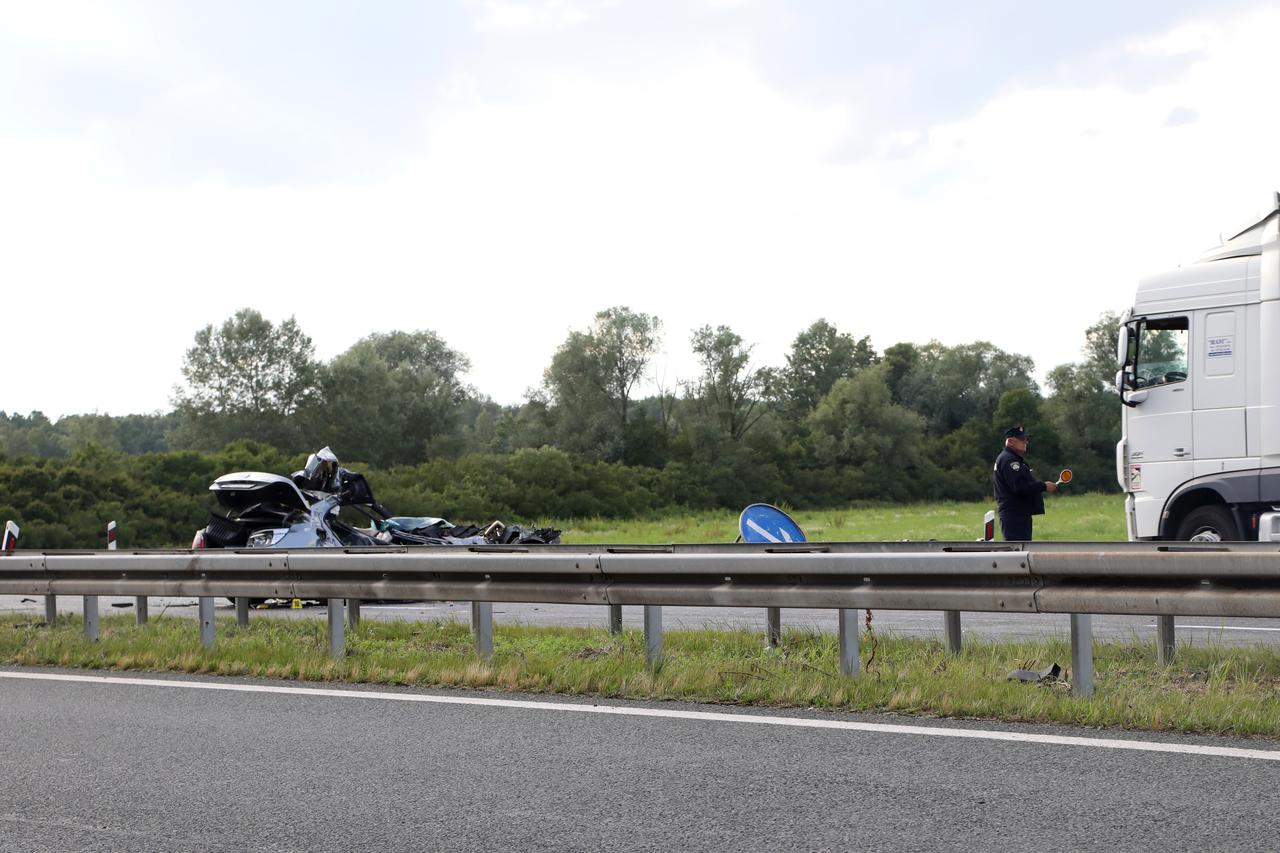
(4, 0), (1280, 418)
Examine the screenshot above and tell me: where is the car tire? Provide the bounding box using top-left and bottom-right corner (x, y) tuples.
(1174, 505), (1239, 542)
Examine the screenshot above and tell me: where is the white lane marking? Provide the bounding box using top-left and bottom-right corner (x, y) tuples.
(1174, 624), (1280, 633)
(2, 670), (1278, 762)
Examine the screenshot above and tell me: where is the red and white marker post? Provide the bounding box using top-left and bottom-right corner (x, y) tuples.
(110, 520), (148, 624)
(2, 520), (17, 554)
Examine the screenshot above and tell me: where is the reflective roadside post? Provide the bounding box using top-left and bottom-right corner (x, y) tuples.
(114, 521), (148, 624)
(3, 522), (48, 622)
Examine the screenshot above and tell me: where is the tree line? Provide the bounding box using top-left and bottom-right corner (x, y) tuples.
(0, 306), (1122, 545)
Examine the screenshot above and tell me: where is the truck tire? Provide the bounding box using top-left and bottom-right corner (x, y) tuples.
(1174, 505), (1239, 542)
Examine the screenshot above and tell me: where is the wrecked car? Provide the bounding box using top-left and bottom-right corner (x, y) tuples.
(191, 447), (560, 602)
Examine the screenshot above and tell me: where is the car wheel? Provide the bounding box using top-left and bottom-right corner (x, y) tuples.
(1174, 505), (1239, 542)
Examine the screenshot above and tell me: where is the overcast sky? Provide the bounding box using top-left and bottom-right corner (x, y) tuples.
(4, 0), (1280, 419)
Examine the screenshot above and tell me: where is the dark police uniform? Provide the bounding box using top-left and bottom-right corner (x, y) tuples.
(993, 446), (1045, 541)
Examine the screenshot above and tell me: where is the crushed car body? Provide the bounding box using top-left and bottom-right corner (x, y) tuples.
(193, 446), (561, 552)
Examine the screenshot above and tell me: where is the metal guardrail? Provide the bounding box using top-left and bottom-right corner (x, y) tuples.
(3, 540), (1279, 697)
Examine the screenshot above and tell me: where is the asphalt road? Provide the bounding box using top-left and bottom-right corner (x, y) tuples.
(0, 667), (1276, 852)
(5, 594), (1280, 647)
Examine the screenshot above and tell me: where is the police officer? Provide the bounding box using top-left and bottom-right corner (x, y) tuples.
(993, 426), (1057, 541)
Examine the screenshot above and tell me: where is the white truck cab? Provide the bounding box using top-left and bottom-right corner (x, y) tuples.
(1117, 193), (1280, 541)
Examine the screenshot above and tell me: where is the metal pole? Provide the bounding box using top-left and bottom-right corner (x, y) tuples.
(135, 597), (148, 625)
(766, 607), (781, 647)
(198, 597), (215, 649)
(838, 609), (860, 677)
(44, 595), (56, 624)
(944, 611), (962, 654)
(644, 605), (662, 668)
(1071, 614), (1094, 698)
(348, 598), (361, 628)
(83, 595), (99, 641)
(471, 601), (493, 658)
(328, 599), (345, 659)
(235, 597), (249, 627)
(1156, 614), (1176, 664)
(607, 604), (623, 635)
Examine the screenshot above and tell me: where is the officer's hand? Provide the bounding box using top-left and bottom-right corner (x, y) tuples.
(1045, 481), (1059, 494)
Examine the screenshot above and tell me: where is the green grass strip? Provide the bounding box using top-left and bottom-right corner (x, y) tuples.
(4, 613), (1280, 738)
(556, 493), (1126, 543)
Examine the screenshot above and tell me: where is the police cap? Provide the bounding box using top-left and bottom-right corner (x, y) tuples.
(1004, 426), (1028, 439)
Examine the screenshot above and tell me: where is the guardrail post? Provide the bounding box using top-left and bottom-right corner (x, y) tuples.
(838, 609), (860, 677)
(944, 611), (962, 654)
(108, 521), (148, 623)
(644, 605), (662, 667)
(328, 599), (346, 658)
(83, 595), (99, 641)
(348, 599), (361, 628)
(198, 598), (215, 649)
(471, 602), (493, 658)
(235, 597), (249, 627)
(607, 604), (622, 635)
(1156, 615), (1176, 664)
(766, 607), (781, 647)
(1070, 614), (1094, 697)
(44, 595), (57, 624)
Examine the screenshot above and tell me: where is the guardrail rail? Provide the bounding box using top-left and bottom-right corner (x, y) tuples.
(3, 540), (1278, 696)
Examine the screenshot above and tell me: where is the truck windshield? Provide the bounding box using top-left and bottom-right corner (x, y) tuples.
(1135, 317), (1188, 388)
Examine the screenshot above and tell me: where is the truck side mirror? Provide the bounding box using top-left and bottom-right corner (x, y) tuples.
(1116, 325), (1129, 367)
(1117, 369), (1145, 407)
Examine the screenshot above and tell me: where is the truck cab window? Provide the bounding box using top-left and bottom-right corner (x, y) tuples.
(1135, 317), (1188, 388)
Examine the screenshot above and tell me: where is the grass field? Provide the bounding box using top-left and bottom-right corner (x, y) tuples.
(5, 613), (1280, 737)
(554, 492), (1127, 544)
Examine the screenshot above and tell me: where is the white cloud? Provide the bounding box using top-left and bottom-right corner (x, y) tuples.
(470, 0), (614, 31)
(3, 3), (1280, 419)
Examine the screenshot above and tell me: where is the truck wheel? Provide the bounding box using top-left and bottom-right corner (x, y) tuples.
(1174, 505), (1239, 542)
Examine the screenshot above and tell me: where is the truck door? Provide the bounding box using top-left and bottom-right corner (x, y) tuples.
(1192, 307), (1248, 466)
(1124, 315), (1193, 535)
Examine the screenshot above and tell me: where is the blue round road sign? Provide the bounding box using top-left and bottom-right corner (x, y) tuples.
(739, 503), (806, 544)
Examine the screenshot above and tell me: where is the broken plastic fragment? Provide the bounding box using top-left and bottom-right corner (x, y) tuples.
(1006, 662), (1062, 683)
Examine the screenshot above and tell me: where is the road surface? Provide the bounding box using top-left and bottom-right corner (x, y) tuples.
(0, 667), (1274, 852)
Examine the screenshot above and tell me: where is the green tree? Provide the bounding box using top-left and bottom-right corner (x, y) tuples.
(170, 309), (319, 452)
(1082, 311), (1122, 391)
(542, 307), (663, 462)
(782, 319), (877, 418)
(805, 365), (932, 502)
(590, 307), (662, 428)
(543, 331), (621, 459)
(897, 341), (1037, 435)
(880, 342), (919, 405)
(1044, 362), (1121, 492)
(687, 324), (768, 441)
(318, 330), (471, 466)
